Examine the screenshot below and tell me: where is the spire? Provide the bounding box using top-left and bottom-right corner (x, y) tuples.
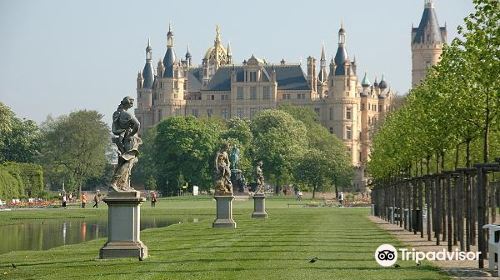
(227, 41), (232, 56)
(167, 23), (174, 47)
(320, 43), (326, 61)
(361, 72), (371, 87)
(163, 23), (177, 77)
(145, 38), (152, 61)
(318, 44), (327, 83)
(334, 24), (349, 76)
(142, 39), (154, 89)
(412, 0), (446, 44)
(215, 25), (221, 44)
(379, 74), (388, 89)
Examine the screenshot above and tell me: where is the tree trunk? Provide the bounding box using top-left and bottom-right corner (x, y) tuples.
(454, 143), (460, 169)
(466, 139), (471, 168)
(483, 93), (490, 163)
(312, 184), (317, 199)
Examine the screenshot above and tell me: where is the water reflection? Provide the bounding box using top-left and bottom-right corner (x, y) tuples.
(0, 216), (196, 254)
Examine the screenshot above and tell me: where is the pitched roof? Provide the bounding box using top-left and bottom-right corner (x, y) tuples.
(412, 3), (446, 44)
(187, 67), (203, 92)
(142, 62), (154, 89)
(204, 64), (310, 91)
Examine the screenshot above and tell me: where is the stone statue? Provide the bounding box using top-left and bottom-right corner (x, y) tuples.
(214, 142), (233, 195)
(229, 145), (240, 170)
(110, 96), (142, 192)
(255, 161), (265, 194)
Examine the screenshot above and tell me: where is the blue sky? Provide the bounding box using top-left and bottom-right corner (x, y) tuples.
(0, 0), (474, 125)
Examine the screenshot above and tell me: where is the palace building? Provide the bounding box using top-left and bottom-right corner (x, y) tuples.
(134, 1), (445, 190)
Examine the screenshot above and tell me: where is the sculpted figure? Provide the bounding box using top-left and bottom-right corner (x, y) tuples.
(255, 161), (265, 194)
(214, 143), (233, 195)
(229, 145), (240, 170)
(110, 96), (142, 192)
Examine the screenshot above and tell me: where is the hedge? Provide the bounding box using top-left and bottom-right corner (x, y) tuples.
(0, 162), (44, 200)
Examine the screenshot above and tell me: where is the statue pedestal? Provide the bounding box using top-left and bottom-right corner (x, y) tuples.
(99, 191), (148, 260)
(252, 193), (268, 218)
(213, 195), (236, 228)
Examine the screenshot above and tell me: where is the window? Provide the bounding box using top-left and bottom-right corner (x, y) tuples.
(210, 95), (215, 100)
(283, 94), (291, 100)
(174, 94), (178, 99)
(297, 93), (305, 99)
(250, 108), (258, 119)
(346, 107), (352, 120)
(237, 108), (244, 118)
(207, 108), (213, 118)
(329, 108), (333, 120)
(250, 87), (257, 100)
(379, 105), (383, 112)
(346, 126), (352, 140)
(192, 109), (199, 117)
(221, 109), (228, 120)
(361, 103), (365, 111)
(329, 127), (334, 134)
(221, 94), (228, 100)
(174, 81), (178, 90)
(237, 87), (244, 100)
(249, 71), (257, 82)
(263, 86), (271, 99)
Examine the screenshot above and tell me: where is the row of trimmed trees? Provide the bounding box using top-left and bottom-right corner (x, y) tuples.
(134, 106), (353, 197)
(369, 0), (499, 180)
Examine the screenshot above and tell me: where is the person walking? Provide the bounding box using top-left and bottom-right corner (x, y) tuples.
(62, 193), (67, 208)
(92, 193), (99, 208)
(81, 193), (87, 208)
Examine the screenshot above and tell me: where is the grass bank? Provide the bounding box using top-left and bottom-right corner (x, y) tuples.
(0, 198), (448, 280)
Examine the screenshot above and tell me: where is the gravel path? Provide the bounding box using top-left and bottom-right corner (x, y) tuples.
(369, 215), (495, 279)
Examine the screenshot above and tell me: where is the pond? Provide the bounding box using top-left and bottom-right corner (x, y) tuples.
(0, 215), (198, 254)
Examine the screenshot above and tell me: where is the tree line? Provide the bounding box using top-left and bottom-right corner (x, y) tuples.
(1, 102), (353, 199)
(0, 103), (111, 199)
(368, 0), (499, 181)
(134, 105), (353, 198)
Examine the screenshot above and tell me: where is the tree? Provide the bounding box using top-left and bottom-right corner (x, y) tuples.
(154, 116), (222, 195)
(295, 149), (331, 199)
(279, 105), (353, 196)
(0, 103), (41, 163)
(39, 110), (110, 195)
(250, 110), (307, 194)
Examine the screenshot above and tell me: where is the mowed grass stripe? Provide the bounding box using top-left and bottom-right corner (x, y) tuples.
(0, 200), (448, 280)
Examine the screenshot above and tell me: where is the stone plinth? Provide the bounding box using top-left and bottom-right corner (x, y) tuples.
(252, 193), (268, 218)
(213, 195), (236, 228)
(99, 191), (148, 260)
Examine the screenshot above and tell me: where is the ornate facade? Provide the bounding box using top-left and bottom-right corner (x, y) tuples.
(134, 23), (396, 190)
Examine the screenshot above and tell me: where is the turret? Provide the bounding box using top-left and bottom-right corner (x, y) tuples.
(411, 0), (447, 87)
(142, 38), (154, 89)
(163, 23), (177, 78)
(185, 44), (192, 67)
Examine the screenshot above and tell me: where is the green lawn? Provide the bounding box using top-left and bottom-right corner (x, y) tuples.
(0, 197), (449, 280)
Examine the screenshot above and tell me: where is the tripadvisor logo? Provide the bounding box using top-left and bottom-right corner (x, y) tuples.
(375, 244), (398, 267)
(374, 244), (481, 267)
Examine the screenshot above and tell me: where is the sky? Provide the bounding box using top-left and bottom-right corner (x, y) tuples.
(0, 0), (474, 126)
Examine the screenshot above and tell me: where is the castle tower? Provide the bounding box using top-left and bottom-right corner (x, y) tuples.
(135, 39), (155, 135)
(411, 0), (447, 87)
(152, 23), (186, 124)
(326, 24), (360, 166)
